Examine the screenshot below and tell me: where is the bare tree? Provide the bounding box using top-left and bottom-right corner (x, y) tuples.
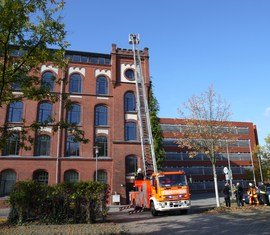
(177, 85), (232, 207)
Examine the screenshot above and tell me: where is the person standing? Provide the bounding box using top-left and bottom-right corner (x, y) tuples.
(223, 183), (231, 207)
(257, 182), (267, 205)
(247, 183), (259, 205)
(235, 182), (244, 207)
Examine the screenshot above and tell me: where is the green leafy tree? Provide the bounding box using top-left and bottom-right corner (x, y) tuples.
(177, 85), (232, 207)
(255, 135), (270, 182)
(149, 83), (165, 170)
(0, 0), (87, 150)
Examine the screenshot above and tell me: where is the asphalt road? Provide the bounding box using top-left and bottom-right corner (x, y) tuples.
(107, 193), (270, 234)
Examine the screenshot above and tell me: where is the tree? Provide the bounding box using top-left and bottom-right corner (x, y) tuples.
(0, 0), (87, 150)
(255, 135), (270, 182)
(177, 85), (232, 207)
(148, 83), (165, 170)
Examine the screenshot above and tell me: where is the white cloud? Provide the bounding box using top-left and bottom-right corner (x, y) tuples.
(264, 107), (270, 117)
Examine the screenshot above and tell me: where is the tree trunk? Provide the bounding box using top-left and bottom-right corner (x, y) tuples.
(212, 163), (220, 207)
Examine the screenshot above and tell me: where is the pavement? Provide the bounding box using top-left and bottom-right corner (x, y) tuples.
(109, 192), (222, 213)
(108, 193), (270, 234)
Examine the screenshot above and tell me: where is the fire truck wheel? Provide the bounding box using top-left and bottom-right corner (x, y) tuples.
(150, 201), (158, 216)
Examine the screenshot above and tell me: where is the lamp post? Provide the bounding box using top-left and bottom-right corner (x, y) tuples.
(258, 152), (264, 183)
(93, 146), (100, 181)
(248, 139), (256, 186)
(225, 140), (233, 193)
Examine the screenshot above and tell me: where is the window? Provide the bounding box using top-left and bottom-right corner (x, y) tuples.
(67, 103), (81, 124)
(33, 169), (48, 185)
(7, 102), (23, 122)
(96, 76), (108, 95)
(95, 105), (108, 126)
(66, 135), (80, 157)
(69, 73), (82, 93)
(94, 170), (107, 183)
(124, 69), (135, 81)
(3, 133), (20, 156)
(0, 169), (17, 196)
(64, 170), (79, 183)
(41, 71), (54, 91)
(125, 155), (137, 175)
(237, 127), (249, 135)
(124, 92), (136, 112)
(38, 102), (52, 123)
(125, 122), (137, 141)
(35, 135), (51, 156)
(11, 82), (21, 91)
(94, 136), (108, 157)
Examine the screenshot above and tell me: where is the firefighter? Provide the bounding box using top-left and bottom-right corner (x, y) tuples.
(135, 168), (144, 180)
(247, 183), (259, 205)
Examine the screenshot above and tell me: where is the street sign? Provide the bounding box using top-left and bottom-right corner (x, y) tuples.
(223, 167), (229, 174)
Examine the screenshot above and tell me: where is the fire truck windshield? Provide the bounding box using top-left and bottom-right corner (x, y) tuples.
(158, 174), (187, 187)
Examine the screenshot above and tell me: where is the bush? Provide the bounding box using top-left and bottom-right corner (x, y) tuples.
(8, 181), (110, 225)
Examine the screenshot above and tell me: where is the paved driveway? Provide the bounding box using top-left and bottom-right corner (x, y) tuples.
(108, 193), (270, 234)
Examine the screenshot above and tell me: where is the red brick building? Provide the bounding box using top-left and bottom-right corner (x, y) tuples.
(0, 44), (150, 204)
(0, 44), (260, 203)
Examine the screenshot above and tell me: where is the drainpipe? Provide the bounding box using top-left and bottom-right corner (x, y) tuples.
(56, 67), (65, 184)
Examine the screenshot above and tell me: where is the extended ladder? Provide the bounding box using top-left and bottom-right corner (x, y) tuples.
(129, 34), (157, 177)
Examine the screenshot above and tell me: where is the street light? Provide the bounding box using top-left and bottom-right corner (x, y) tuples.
(248, 139), (256, 186)
(225, 140), (233, 193)
(93, 146), (100, 181)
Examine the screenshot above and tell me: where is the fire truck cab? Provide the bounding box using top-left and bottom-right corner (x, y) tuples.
(130, 171), (191, 216)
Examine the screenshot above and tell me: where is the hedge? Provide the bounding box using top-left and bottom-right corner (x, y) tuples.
(8, 180), (110, 225)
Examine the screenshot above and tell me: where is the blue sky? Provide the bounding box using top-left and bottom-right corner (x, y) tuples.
(63, 0), (270, 145)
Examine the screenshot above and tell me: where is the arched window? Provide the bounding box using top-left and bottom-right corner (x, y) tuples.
(37, 102), (52, 123)
(67, 103), (81, 124)
(94, 170), (107, 183)
(33, 169), (48, 185)
(125, 122), (137, 141)
(35, 135), (51, 156)
(96, 76), (108, 95)
(95, 105), (108, 126)
(124, 69), (135, 81)
(0, 169), (16, 196)
(69, 73), (82, 93)
(64, 170), (79, 183)
(41, 71), (54, 91)
(8, 101), (23, 122)
(124, 92), (136, 112)
(3, 133), (20, 156)
(125, 155), (137, 175)
(94, 136), (107, 157)
(66, 135), (80, 157)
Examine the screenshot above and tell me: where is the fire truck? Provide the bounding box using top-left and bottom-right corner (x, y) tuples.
(127, 34), (191, 216)
(130, 171), (190, 215)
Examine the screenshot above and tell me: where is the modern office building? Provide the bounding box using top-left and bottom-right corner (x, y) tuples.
(160, 118), (259, 192)
(0, 44), (260, 203)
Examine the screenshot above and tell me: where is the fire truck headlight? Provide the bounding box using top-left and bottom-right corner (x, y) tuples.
(158, 202), (165, 208)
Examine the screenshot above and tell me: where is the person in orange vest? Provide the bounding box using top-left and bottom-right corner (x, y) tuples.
(247, 183), (259, 205)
